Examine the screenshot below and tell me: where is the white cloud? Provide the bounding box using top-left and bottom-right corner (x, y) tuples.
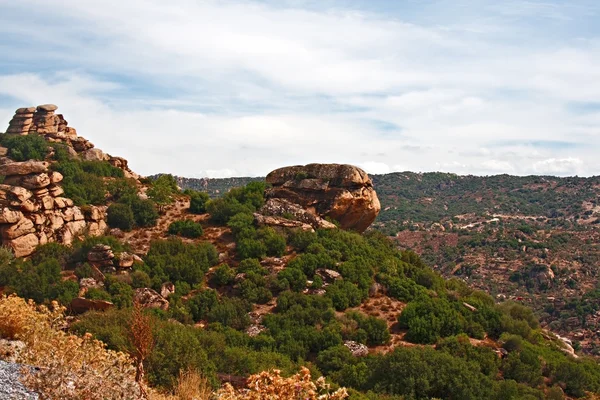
(0, 1), (598, 177)
(532, 157), (584, 175)
(359, 162), (391, 175)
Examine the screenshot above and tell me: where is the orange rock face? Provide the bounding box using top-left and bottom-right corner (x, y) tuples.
(265, 163), (381, 233)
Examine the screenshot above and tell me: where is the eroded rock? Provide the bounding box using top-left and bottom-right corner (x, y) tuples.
(265, 163), (380, 232)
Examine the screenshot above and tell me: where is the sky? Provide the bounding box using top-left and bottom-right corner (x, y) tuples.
(0, 0), (599, 178)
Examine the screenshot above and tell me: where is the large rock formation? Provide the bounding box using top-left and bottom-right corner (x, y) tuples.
(0, 105), (138, 256)
(0, 160), (107, 256)
(3, 105), (138, 179)
(264, 164), (380, 233)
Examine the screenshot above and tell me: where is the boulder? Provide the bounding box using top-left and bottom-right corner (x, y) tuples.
(0, 208), (23, 224)
(265, 164), (380, 232)
(69, 297), (114, 314)
(134, 288), (169, 311)
(37, 104), (58, 112)
(0, 161), (49, 176)
(4, 173), (51, 189)
(88, 244), (115, 263)
(117, 252), (135, 268)
(316, 268), (342, 283)
(1, 218), (35, 240)
(344, 340), (369, 357)
(160, 282), (175, 298)
(50, 171), (63, 184)
(258, 198), (337, 230)
(7, 233), (39, 257)
(82, 148), (109, 161)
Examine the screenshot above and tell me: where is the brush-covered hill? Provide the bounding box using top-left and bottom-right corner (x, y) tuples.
(174, 172), (600, 356)
(1, 107), (600, 399)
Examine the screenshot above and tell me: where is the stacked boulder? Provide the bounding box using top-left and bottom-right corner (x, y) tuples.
(3, 105), (138, 179)
(86, 244), (140, 273)
(5, 107), (35, 135)
(0, 160), (107, 257)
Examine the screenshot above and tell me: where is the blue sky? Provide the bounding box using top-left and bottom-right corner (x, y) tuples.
(0, 0), (599, 177)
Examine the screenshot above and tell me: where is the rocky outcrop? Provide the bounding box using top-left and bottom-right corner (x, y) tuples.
(0, 162), (103, 257)
(0, 105), (143, 256)
(3, 105), (138, 178)
(265, 164), (380, 233)
(134, 288), (169, 311)
(344, 340), (369, 357)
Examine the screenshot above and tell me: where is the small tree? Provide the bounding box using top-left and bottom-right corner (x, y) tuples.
(147, 175), (178, 212)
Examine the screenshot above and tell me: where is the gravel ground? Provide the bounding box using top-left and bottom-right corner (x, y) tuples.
(0, 360), (38, 399)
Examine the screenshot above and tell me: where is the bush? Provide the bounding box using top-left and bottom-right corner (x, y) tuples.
(259, 228), (286, 257)
(207, 297), (252, 330)
(130, 198), (159, 227)
(212, 264), (235, 286)
(107, 203), (135, 231)
(237, 238), (267, 260)
(277, 268), (307, 293)
(168, 220), (204, 238)
(186, 190), (210, 214)
(142, 238), (218, 288)
(0, 134), (49, 161)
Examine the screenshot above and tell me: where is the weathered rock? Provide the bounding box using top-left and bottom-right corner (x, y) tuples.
(87, 220), (108, 237)
(7, 233), (39, 257)
(1, 218), (35, 240)
(0, 208), (23, 224)
(41, 196), (55, 210)
(253, 213), (314, 232)
(4, 173), (51, 189)
(70, 297), (114, 314)
(88, 244), (115, 263)
(0, 161), (49, 177)
(258, 198), (337, 230)
(246, 325), (266, 337)
(82, 148), (108, 161)
(60, 220), (87, 245)
(48, 185), (64, 197)
(117, 252), (135, 268)
(37, 104), (58, 112)
(316, 268), (342, 282)
(0, 147), (7, 157)
(265, 164), (380, 232)
(160, 282), (175, 298)
(344, 340), (369, 357)
(134, 288), (169, 311)
(49, 171), (63, 184)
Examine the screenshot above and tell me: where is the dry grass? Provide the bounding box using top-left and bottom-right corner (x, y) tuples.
(216, 367), (348, 400)
(0, 295), (140, 400)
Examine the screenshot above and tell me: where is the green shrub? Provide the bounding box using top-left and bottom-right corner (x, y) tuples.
(0, 134), (49, 161)
(207, 297), (251, 330)
(187, 289), (218, 322)
(259, 228), (286, 257)
(142, 238), (218, 287)
(277, 268), (307, 292)
(130, 198), (159, 227)
(212, 264), (235, 286)
(185, 190), (210, 214)
(237, 238), (267, 260)
(168, 219), (203, 238)
(107, 203), (135, 231)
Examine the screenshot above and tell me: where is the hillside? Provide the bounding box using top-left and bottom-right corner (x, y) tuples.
(174, 172), (600, 356)
(1, 107), (600, 399)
